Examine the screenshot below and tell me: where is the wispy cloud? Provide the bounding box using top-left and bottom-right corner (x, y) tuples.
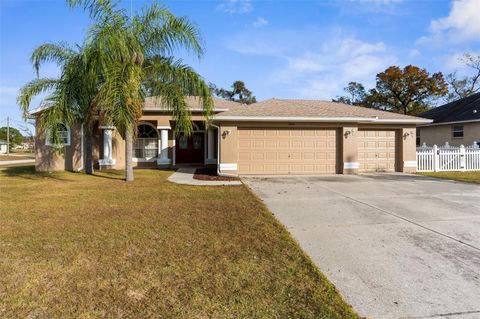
(417, 0), (480, 46)
(225, 29), (396, 99)
(216, 0), (252, 14)
(252, 17), (268, 28)
(277, 38), (395, 99)
(0, 85), (19, 96)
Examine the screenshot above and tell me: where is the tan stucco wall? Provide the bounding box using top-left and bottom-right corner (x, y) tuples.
(35, 111), (419, 175)
(418, 122), (480, 147)
(216, 121), (418, 175)
(341, 126), (358, 174)
(35, 122), (83, 172)
(400, 127), (417, 173)
(218, 125), (238, 174)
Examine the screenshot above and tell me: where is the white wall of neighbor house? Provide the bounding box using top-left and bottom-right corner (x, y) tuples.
(418, 122), (480, 147)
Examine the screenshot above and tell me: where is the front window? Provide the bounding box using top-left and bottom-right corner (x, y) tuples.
(193, 135), (202, 149)
(452, 126), (464, 139)
(46, 123), (70, 147)
(416, 128), (420, 146)
(179, 135), (188, 149)
(134, 124), (158, 159)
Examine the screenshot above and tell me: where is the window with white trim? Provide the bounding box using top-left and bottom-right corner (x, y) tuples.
(46, 123), (70, 147)
(452, 126), (464, 139)
(134, 123), (159, 159)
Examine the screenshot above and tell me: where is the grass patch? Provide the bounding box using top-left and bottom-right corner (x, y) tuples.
(0, 168), (359, 318)
(417, 171), (480, 184)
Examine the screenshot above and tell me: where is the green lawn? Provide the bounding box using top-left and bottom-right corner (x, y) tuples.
(417, 171), (480, 184)
(0, 167), (359, 318)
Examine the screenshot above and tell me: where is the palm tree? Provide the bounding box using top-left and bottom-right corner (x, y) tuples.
(70, 0), (213, 181)
(17, 42), (100, 174)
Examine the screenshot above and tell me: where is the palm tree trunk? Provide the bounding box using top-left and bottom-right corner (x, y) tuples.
(84, 130), (94, 175)
(125, 125), (134, 182)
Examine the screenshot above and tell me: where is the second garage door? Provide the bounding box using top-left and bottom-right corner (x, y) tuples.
(358, 129), (397, 172)
(238, 128), (337, 174)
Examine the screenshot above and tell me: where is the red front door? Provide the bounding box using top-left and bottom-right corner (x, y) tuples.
(176, 132), (204, 164)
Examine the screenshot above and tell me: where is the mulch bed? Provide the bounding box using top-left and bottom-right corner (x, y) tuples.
(193, 168), (240, 181)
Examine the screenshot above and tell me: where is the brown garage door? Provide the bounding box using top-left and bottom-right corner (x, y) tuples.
(238, 128), (337, 174)
(358, 129), (397, 172)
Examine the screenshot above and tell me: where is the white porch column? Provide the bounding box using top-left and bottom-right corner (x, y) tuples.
(99, 126), (116, 167)
(157, 126), (171, 166)
(206, 128), (216, 163)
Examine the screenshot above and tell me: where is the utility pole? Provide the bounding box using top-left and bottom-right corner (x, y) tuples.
(6, 116), (9, 155)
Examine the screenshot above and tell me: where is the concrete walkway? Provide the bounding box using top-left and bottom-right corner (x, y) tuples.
(168, 167), (242, 186)
(244, 174), (480, 319)
(0, 159), (35, 165)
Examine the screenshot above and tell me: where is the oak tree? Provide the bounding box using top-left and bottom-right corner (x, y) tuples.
(366, 65), (448, 115)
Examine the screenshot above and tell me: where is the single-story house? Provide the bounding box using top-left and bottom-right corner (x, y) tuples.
(32, 97), (431, 175)
(417, 93), (480, 147)
(0, 139), (7, 154)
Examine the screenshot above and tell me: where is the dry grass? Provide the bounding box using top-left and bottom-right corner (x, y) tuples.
(418, 171), (480, 184)
(0, 167), (359, 319)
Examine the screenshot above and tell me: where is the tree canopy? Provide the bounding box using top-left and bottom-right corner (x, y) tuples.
(0, 127), (23, 146)
(210, 80), (257, 104)
(333, 65), (448, 116)
(332, 82), (366, 106)
(366, 65), (448, 115)
(446, 53), (480, 102)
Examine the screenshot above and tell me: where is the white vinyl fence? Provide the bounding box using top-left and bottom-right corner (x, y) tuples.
(416, 142), (480, 172)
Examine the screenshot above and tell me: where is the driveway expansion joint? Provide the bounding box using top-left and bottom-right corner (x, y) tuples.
(316, 183), (480, 253)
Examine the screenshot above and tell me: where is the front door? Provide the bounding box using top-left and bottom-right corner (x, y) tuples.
(176, 132), (204, 164)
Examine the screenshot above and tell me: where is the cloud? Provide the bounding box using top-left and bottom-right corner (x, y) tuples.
(252, 17), (268, 28)
(408, 49), (420, 59)
(225, 29), (396, 99)
(0, 85), (18, 96)
(417, 0), (480, 45)
(216, 0), (252, 14)
(276, 38), (395, 99)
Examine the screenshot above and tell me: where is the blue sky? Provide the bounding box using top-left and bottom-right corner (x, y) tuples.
(1, 0), (479, 132)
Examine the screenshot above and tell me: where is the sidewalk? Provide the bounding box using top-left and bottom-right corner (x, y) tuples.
(168, 167), (242, 186)
(0, 159), (35, 165)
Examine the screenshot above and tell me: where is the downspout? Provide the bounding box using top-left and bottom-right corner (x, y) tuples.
(210, 123), (238, 178)
(76, 124), (84, 172)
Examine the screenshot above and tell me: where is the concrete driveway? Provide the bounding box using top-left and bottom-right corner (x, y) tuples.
(243, 174), (480, 319)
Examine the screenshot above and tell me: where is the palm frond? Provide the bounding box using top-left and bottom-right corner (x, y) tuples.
(95, 62), (143, 137)
(31, 42), (76, 77)
(144, 56), (213, 124)
(132, 3), (204, 59)
(17, 78), (60, 118)
(67, 0), (118, 21)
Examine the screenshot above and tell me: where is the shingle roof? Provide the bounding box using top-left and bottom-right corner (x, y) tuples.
(214, 98), (429, 123)
(419, 93), (480, 124)
(143, 96), (242, 111)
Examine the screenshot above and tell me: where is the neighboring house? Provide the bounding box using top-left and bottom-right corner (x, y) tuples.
(417, 93), (480, 147)
(31, 97), (430, 175)
(0, 140), (7, 154)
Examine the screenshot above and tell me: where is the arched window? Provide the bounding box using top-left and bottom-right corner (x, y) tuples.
(134, 123), (159, 159)
(46, 123), (70, 147)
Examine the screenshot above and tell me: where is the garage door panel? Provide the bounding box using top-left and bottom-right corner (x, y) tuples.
(238, 128), (337, 174)
(358, 129), (397, 173)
